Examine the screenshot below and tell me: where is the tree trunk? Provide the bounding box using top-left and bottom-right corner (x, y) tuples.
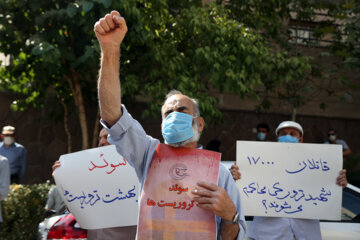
(73, 75), (89, 150)
(65, 70), (89, 150)
(59, 97), (72, 153)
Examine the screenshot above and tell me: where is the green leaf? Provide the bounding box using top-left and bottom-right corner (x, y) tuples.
(66, 3), (78, 18)
(81, 0), (94, 13)
(96, 0), (112, 8)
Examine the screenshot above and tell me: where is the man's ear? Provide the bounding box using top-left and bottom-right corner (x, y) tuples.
(197, 117), (205, 132)
(299, 136), (304, 143)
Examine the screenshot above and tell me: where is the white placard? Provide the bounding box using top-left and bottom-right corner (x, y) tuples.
(53, 145), (140, 229)
(236, 141), (343, 220)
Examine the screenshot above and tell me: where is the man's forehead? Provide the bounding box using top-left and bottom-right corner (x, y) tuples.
(279, 127), (301, 134)
(99, 129), (108, 137)
(258, 127), (268, 132)
(163, 94), (194, 110)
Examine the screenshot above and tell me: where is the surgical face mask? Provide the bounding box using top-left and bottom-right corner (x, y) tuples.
(278, 135), (299, 143)
(328, 135), (336, 142)
(257, 132), (266, 141)
(3, 136), (15, 145)
(168, 119), (200, 148)
(162, 112), (194, 144)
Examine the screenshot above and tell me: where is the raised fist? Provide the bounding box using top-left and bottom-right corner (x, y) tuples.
(94, 10), (128, 52)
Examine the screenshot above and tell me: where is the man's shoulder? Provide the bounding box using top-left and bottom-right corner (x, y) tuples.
(336, 139), (347, 144)
(14, 142), (25, 149)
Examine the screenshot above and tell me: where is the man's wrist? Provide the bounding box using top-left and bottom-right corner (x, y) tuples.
(100, 49), (121, 68)
(101, 45), (121, 55)
(222, 212), (239, 224)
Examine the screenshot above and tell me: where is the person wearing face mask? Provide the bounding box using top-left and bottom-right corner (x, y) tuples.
(0, 126), (27, 184)
(229, 123), (270, 181)
(324, 129), (352, 160)
(230, 121), (348, 240)
(93, 11), (246, 239)
(255, 123), (269, 142)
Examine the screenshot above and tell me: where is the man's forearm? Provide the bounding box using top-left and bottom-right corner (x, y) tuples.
(343, 148), (351, 157)
(220, 222), (240, 240)
(98, 49), (122, 127)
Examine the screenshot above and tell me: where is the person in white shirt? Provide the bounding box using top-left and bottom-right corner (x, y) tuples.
(231, 121), (348, 240)
(324, 129), (352, 160)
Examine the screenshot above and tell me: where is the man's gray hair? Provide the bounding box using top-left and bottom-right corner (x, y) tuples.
(163, 90), (200, 117)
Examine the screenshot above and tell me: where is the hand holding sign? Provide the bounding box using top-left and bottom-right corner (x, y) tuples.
(336, 169), (347, 188)
(192, 181), (237, 222)
(229, 164), (241, 181)
(52, 160), (61, 176)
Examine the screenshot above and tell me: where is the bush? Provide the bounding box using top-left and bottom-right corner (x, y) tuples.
(0, 182), (52, 240)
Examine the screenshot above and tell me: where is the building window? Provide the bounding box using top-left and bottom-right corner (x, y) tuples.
(289, 27), (317, 45)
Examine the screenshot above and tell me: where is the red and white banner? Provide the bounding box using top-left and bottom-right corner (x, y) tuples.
(137, 144), (221, 240)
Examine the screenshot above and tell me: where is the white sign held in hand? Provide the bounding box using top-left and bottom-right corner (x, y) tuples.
(236, 141), (342, 220)
(53, 145), (140, 229)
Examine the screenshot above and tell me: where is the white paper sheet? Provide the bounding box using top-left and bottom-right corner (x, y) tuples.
(236, 141), (342, 220)
(53, 145), (140, 229)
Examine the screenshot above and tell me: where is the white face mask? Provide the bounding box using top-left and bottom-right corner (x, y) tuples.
(3, 136), (15, 145)
(329, 135), (336, 142)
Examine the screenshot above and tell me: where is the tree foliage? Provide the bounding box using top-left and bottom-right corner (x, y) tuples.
(132, 3), (309, 119)
(2, 0), (345, 148)
(328, 1), (360, 71)
(0, 0), (117, 150)
(310, 0), (360, 107)
(225, 0), (359, 119)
